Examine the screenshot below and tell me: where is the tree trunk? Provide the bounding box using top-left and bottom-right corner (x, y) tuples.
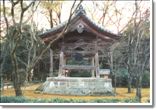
(136, 75), (142, 102)
(127, 63), (132, 93)
(128, 75), (132, 93)
(49, 9), (53, 28)
(114, 73), (116, 96)
(14, 83), (23, 96)
(12, 53), (23, 96)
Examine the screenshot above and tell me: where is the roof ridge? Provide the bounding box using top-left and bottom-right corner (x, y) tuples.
(40, 5), (120, 38)
(75, 4), (86, 16)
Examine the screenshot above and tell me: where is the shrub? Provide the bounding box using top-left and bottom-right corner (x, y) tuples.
(142, 71), (150, 88)
(90, 98), (138, 103)
(120, 98), (138, 103)
(1, 96), (29, 103)
(0, 96), (138, 103)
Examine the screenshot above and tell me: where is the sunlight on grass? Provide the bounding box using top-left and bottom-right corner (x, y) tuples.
(1, 83), (150, 103)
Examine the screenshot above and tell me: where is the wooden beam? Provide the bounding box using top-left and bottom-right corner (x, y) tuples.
(49, 48), (53, 77)
(62, 42), (109, 47)
(63, 65), (96, 70)
(64, 50), (96, 56)
(62, 42), (95, 47)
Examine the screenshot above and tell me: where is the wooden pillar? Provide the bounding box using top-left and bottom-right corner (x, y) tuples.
(49, 48), (53, 77)
(91, 57), (95, 77)
(63, 57), (66, 77)
(95, 52), (100, 78)
(58, 51), (64, 77)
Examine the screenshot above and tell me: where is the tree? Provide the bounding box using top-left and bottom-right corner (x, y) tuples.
(115, 1), (150, 101)
(40, 1), (63, 28)
(86, 1), (149, 98)
(1, 0), (83, 96)
(2, 0), (36, 96)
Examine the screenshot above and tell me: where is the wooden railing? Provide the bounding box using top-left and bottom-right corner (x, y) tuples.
(62, 65), (96, 70)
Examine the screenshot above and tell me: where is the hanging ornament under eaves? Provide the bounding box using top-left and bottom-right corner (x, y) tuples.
(77, 23), (84, 33)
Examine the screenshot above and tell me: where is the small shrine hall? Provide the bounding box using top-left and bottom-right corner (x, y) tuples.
(37, 5), (120, 95)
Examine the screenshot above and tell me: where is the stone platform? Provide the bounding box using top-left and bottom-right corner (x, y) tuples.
(35, 77), (113, 96)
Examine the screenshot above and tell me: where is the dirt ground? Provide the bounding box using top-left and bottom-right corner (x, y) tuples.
(1, 83), (150, 103)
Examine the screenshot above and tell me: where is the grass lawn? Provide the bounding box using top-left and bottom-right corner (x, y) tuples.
(1, 83), (150, 103)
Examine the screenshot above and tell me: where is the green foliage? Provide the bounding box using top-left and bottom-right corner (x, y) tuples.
(0, 96), (29, 103)
(1, 96), (138, 103)
(112, 68), (150, 88)
(90, 99), (120, 103)
(142, 71), (150, 87)
(0, 54), (12, 78)
(120, 98), (138, 103)
(112, 68), (128, 87)
(18, 69), (27, 85)
(112, 18), (150, 90)
(1, 23), (43, 81)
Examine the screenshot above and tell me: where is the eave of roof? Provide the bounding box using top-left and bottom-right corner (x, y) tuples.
(39, 5), (120, 40)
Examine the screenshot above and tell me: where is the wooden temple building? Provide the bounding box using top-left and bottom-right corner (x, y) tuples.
(37, 5), (120, 95)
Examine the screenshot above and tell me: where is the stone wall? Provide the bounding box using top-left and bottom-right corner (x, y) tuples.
(36, 77), (113, 96)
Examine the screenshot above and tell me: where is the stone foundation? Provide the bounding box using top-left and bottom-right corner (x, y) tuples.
(36, 77), (113, 96)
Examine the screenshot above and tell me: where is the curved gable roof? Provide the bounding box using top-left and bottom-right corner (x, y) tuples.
(40, 5), (120, 43)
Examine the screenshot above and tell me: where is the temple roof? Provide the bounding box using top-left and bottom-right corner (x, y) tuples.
(39, 5), (120, 43)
